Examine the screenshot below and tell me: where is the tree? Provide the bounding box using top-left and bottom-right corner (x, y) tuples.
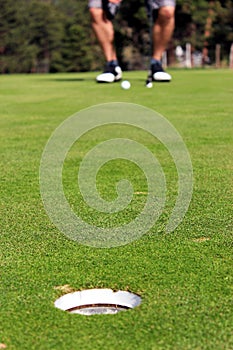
(174, 0), (233, 64)
(209, 0), (233, 62)
(26, 0), (64, 72)
(0, 0), (64, 73)
(0, 0), (34, 73)
(53, 1), (94, 72)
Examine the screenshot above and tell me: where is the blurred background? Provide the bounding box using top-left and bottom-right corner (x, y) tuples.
(0, 0), (232, 74)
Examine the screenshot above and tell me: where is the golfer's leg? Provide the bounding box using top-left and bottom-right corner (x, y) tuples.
(152, 6), (175, 60)
(89, 7), (117, 62)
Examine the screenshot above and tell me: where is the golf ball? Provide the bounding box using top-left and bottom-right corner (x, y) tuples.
(121, 80), (131, 90)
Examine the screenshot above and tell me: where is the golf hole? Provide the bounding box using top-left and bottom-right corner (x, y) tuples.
(54, 288), (141, 316)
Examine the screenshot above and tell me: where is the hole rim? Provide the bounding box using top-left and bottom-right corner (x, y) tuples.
(54, 288), (141, 315)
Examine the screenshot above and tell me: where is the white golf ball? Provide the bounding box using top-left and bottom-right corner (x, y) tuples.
(121, 80), (131, 90)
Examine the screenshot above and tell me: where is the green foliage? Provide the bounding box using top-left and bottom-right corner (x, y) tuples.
(174, 0), (233, 62)
(209, 1), (233, 54)
(175, 0), (209, 48)
(0, 0), (64, 73)
(52, 2), (94, 72)
(0, 0), (232, 73)
(28, 0), (64, 72)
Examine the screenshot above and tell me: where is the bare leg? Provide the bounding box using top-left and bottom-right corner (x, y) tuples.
(89, 7), (117, 62)
(152, 6), (175, 60)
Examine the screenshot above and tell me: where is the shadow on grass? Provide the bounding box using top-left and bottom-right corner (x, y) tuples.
(51, 78), (87, 82)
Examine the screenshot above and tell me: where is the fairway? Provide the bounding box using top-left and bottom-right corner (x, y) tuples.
(0, 70), (233, 350)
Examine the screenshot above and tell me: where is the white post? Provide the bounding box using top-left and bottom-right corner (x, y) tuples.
(162, 51), (167, 69)
(229, 43), (233, 69)
(215, 44), (221, 68)
(185, 43), (192, 68)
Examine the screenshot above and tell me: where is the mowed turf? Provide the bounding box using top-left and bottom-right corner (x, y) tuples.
(0, 70), (232, 350)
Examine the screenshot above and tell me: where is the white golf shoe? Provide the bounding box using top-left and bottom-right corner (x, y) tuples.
(151, 61), (172, 82)
(96, 65), (122, 83)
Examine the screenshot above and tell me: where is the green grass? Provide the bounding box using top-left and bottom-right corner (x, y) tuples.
(0, 69), (233, 350)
